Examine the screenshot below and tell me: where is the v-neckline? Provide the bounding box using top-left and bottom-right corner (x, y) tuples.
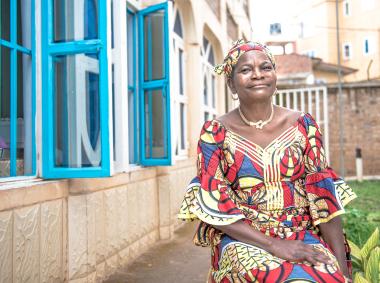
(216, 113), (304, 151)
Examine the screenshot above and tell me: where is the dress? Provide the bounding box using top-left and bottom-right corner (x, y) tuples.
(178, 113), (357, 283)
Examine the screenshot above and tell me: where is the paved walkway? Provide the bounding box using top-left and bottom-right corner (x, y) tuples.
(105, 222), (210, 283)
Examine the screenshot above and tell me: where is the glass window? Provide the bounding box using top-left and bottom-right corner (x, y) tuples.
(127, 9), (138, 164)
(143, 10), (165, 81)
(201, 36), (217, 122)
(343, 43), (351, 59)
(54, 0), (98, 42)
(1, 0), (34, 178)
(53, 53), (101, 168)
(43, 0), (109, 178)
(343, 1), (350, 16)
(143, 89), (167, 159)
(139, 3), (171, 165)
(1, 0), (10, 41)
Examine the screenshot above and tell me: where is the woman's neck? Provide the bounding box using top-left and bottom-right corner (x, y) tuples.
(239, 100), (273, 122)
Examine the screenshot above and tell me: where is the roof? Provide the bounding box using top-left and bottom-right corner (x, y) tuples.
(275, 54), (313, 79)
(274, 53), (357, 78)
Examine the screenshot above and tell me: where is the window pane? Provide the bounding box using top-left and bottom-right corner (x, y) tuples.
(211, 75), (215, 108)
(143, 10), (165, 81)
(203, 76), (208, 105)
(53, 53), (101, 168)
(0, 46), (11, 177)
(127, 11), (135, 86)
(54, 0), (98, 42)
(128, 89), (137, 163)
(144, 89), (167, 159)
(16, 52), (33, 175)
(204, 112), (209, 122)
(179, 48), (184, 95)
(17, 0), (32, 49)
(173, 11), (183, 37)
(180, 103), (185, 150)
(1, 0), (10, 41)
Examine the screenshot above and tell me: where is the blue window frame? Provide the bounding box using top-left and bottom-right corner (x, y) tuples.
(133, 2), (171, 166)
(42, 0), (109, 178)
(0, 0), (36, 178)
(127, 9), (139, 164)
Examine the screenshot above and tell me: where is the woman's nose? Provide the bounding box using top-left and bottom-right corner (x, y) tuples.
(251, 68), (263, 79)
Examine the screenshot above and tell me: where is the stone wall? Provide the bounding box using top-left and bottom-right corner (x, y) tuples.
(327, 82), (380, 177)
(0, 159), (196, 283)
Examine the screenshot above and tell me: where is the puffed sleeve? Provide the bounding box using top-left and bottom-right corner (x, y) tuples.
(301, 114), (357, 226)
(178, 120), (245, 226)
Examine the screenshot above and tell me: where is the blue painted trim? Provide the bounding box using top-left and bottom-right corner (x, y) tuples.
(137, 2), (171, 166)
(10, 0), (17, 176)
(42, 0), (110, 178)
(48, 40), (102, 55)
(31, 0), (36, 176)
(0, 40), (32, 55)
(127, 9), (139, 164)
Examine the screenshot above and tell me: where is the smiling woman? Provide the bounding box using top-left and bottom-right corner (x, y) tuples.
(178, 39), (357, 283)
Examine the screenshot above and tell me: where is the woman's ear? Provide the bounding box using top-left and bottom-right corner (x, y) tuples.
(227, 77), (237, 94)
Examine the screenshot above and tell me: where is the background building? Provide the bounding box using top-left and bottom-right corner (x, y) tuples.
(0, 0), (253, 281)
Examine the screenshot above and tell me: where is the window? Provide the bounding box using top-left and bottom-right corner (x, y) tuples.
(305, 50), (316, 58)
(137, 3), (171, 166)
(270, 23), (282, 35)
(363, 37), (375, 55)
(42, 0), (110, 178)
(124, 2), (172, 167)
(0, 0), (35, 179)
(343, 0), (351, 16)
(172, 8), (188, 157)
(343, 43), (352, 60)
(201, 37), (217, 121)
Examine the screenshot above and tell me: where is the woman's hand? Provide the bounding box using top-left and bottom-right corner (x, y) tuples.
(268, 238), (333, 266)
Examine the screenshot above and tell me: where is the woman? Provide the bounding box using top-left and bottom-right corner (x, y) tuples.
(178, 40), (357, 283)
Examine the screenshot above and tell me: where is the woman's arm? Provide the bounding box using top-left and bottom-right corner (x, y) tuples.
(318, 216), (350, 279)
(214, 220), (333, 266)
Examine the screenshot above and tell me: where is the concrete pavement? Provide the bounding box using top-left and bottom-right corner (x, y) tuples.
(105, 222), (210, 283)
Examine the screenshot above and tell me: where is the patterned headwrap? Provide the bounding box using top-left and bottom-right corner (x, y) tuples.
(214, 39), (276, 77)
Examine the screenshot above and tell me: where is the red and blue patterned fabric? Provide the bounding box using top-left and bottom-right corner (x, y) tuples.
(178, 113), (356, 283)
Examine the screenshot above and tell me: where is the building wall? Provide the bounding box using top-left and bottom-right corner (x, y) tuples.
(294, 0), (380, 82)
(0, 0), (253, 282)
(339, 0), (380, 81)
(328, 83), (380, 177)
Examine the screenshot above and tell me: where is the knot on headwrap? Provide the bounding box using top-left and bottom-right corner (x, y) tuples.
(214, 39), (276, 77)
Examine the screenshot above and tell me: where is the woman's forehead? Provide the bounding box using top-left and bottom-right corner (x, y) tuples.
(236, 50), (271, 65)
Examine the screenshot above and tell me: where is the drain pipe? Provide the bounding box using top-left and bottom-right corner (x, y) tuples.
(336, 0), (345, 177)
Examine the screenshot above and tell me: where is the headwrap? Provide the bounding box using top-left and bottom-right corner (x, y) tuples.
(214, 39), (276, 77)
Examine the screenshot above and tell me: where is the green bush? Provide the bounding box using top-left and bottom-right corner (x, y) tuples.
(343, 208), (378, 247)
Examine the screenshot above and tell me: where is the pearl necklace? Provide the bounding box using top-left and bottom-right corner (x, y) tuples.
(238, 104), (274, 129)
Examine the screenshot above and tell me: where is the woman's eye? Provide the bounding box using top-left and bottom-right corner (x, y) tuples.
(241, 68), (250, 73)
(263, 66), (273, 71)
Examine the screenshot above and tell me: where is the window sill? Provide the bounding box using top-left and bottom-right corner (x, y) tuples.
(0, 178), (68, 212)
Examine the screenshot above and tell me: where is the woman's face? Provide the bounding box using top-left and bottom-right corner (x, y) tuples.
(228, 50), (277, 102)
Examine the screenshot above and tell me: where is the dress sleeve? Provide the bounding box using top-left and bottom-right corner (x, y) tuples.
(178, 120), (245, 226)
(301, 114), (357, 226)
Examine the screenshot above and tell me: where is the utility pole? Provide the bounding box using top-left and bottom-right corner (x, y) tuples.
(335, 0), (345, 177)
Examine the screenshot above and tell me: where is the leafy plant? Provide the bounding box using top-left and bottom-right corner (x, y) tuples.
(348, 228), (380, 283)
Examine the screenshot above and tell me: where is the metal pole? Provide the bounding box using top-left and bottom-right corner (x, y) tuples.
(335, 0), (345, 177)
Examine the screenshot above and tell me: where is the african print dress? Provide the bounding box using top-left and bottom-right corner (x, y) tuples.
(178, 113), (357, 283)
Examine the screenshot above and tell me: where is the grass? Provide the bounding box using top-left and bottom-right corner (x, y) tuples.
(342, 181), (380, 246)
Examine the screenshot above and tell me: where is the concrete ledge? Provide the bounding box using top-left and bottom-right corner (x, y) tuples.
(0, 179), (68, 212)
